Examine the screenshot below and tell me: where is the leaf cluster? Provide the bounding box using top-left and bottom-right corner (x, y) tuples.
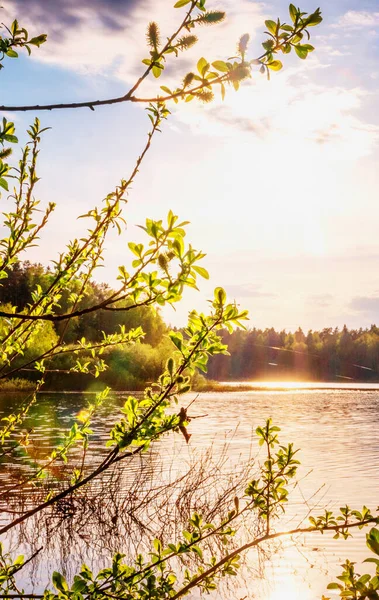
(0, 18), (46, 67)
(326, 528), (379, 599)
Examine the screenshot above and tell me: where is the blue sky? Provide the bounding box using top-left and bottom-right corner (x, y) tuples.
(2, 0), (379, 331)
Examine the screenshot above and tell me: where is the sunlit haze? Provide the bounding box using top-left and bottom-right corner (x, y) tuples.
(2, 0), (379, 331)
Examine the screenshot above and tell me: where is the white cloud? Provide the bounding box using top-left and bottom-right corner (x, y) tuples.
(3, 0), (268, 88)
(333, 11), (379, 29)
(329, 49), (352, 57)
(171, 59), (379, 161)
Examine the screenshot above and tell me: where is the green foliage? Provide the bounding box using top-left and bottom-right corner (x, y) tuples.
(145, 0), (322, 101)
(0, 4), (368, 600)
(108, 295), (247, 451)
(0, 18), (46, 193)
(245, 420), (299, 531)
(0, 377), (34, 391)
(325, 530), (379, 599)
(0, 18), (47, 68)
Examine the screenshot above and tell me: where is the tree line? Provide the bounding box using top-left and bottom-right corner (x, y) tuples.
(207, 324), (379, 382)
(0, 261), (172, 390)
(5, 262), (379, 387)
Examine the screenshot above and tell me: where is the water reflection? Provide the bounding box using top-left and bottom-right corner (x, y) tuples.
(266, 574), (313, 600)
(0, 388), (378, 598)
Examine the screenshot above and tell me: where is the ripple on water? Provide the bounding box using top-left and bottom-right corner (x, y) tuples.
(0, 388), (378, 598)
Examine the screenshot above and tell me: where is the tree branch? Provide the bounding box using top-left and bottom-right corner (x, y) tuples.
(0, 1), (198, 113)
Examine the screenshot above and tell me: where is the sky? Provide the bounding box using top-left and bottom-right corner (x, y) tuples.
(1, 0), (379, 331)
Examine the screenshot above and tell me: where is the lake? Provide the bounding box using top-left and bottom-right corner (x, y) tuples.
(1, 386), (378, 599)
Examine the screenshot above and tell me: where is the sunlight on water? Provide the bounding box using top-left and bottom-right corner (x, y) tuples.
(266, 577), (313, 600)
(1, 387), (378, 597)
(260, 542), (319, 600)
(220, 381), (379, 390)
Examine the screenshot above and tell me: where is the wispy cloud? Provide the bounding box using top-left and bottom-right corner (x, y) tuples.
(4, 0), (267, 84)
(332, 10), (379, 29)
(224, 283), (277, 299)
(5, 0), (141, 37)
(307, 294), (333, 308)
(204, 105), (272, 137)
(173, 64), (379, 160)
(350, 296), (379, 317)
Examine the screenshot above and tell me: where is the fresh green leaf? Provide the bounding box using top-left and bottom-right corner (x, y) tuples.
(289, 4), (297, 23)
(174, 0), (191, 7)
(265, 20), (277, 35)
(294, 45), (308, 59)
(52, 571), (69, 592)
(267, 60), (283, 71)
(212, 60), (229, 73)
(193, 266), (209, 279)
(197, 57), (209, 76)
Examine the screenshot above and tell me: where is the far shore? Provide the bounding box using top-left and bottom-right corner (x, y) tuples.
(2, 378), (379, 394)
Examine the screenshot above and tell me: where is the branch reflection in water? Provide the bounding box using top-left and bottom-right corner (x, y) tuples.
(2, 428), (263, 593)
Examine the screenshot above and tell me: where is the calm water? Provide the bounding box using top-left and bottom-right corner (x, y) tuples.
(1, 387), (379, 599)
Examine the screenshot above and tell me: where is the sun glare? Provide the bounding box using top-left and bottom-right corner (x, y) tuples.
(260, 542), (316, 600)
(266, 575), (314, 600)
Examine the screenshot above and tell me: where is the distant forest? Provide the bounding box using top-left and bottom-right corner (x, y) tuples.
(0, 262), (171, 390)
(2, 262), (379, 387)
(206, 326), (379, 383)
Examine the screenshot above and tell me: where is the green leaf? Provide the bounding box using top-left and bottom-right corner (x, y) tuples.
(193, 266), (209, 279)
(169, 331), (183, 351)
(327, 583), (343, 590)
(0, 178), (9, 191)
(28, 34), (47, 47)
(265, 20), (277, 35)
(212, 60), (229, 73)
(160, 86), (172, 95)
(294, 45), (308, 59)
(6, 49), (18, 58)
(289, 4), (297, 23)
(3, 134), (18, 144)
(197, 57), (209, 76)
(363, 558), (379, 566)
(72, 579), (88, 593)
(174, 0), (191, 7)
(152, 64), (163, 78)
(191, 545), (203, 559)
(301, 44), (315, 52)
(214, 287), (226, 305)
(52, 571), (69, 592)
(307, 10), (323, 26)
(267, 60), (283, 71)
(367, 529), (379, 556)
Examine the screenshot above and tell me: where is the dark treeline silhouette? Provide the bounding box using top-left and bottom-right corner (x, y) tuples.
(206, 325), (379, 383)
